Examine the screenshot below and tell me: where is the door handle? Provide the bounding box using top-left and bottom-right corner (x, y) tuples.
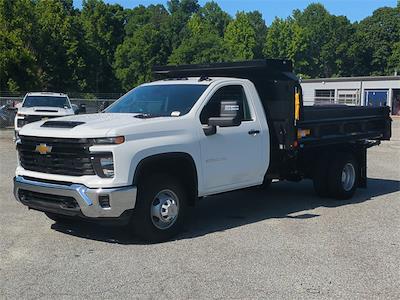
(248, 129), (260, 135)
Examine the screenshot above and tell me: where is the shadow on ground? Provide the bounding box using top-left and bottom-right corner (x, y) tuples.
(51, 177), (400, 244)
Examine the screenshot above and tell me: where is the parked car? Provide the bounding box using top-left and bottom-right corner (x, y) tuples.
(0, 104), (12, 128)
(14, 92), (75, 136)
(72, 103), (87, 115)
(13, 60), (392, 242)
(0, 102), (19, 128)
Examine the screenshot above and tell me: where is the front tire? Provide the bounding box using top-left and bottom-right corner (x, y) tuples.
(131, 174), (186, 242)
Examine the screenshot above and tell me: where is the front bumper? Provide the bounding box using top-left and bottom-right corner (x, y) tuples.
(13, 176), (137, 218)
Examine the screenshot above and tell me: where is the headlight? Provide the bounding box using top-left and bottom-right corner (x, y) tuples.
(92, 136), (125, 145)
(17, 119), (28, 128)
(91, 153), (114, 178)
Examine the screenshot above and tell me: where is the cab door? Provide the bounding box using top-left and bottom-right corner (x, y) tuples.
(198, 84), (263, 194)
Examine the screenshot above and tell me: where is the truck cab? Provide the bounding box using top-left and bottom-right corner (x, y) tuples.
(13, 60), (391, 242)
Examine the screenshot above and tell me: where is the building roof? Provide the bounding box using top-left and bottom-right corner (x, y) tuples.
(302, 75), (400, 83)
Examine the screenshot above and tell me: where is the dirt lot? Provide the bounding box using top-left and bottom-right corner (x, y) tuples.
(0, 120), (399, 299)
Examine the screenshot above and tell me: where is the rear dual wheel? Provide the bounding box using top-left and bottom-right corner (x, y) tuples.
(313, 152), (358, 200)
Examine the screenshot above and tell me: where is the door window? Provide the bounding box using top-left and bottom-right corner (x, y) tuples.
(200, 85), (252, 124)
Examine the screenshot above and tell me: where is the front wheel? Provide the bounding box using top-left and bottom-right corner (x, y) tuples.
(131, 174), (187, 242)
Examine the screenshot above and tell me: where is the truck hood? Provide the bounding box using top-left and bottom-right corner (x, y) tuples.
(18, 106), (73, 116)
(19, 113), (189, 138)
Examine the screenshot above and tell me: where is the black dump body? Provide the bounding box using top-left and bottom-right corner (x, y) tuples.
(154, 60), (392, 178)
(299, 105), (391, 147)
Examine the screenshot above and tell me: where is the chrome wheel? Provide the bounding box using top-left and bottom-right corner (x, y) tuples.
(341, 163), (355, 192)
(150, 189), (180, 230)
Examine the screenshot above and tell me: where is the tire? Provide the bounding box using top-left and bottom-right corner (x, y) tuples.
(45, 212), (71, 223)
(131, 174), (187, 243)
(313, 153), (330, 198)
(327, 152), (358, 200)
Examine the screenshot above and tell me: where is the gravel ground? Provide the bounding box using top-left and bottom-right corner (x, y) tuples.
(0, 120), (399, 299)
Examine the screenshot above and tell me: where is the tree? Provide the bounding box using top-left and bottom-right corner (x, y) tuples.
(114, 23), (170, 90)
(263, 17), (308, 76)
(124, 4), (168, 36)
(165, 0), (200, 49)
(80, 0), (125, 92)
(0, 0), (38, 91)
(291, 4), (354, 78)
(168, 14), (227, 64)
(114, 4), (171, 90)
(224, 12), (258, 60)
(388, 42), (400, 74)
(246, 11), (267, 58)
(198, 1), (231, 37)
(1, 0), (399, 92)
(34, 0), (86, 91)
(354, 6), (400, 75)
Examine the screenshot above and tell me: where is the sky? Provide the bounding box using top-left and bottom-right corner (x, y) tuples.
(73, 0), (397, 24)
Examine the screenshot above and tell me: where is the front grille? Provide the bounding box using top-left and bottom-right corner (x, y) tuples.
(25, 115), (56, 123)
(18, 115), (57, 128)
(18, 136), (95, 176)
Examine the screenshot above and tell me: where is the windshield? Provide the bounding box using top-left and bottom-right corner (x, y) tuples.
(106, 84), (208, 116)
(23, 96), (71, 108)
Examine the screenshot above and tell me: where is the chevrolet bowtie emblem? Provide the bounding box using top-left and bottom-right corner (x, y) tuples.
(35, 143), (52, 155)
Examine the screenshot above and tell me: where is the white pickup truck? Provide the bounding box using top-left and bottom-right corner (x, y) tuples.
(15, 92), (75, 135)
(13, 60), (391, 242)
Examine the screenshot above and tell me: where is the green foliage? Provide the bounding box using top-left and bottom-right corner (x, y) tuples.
(80, 0), (125, 92)
(168, 14), (227, 64)
(264, 17), (308, 73)
(165, 0), (199, 49)
(388, 42), (400, 74)
(246, 11), (267, 58)
(114, 23), (169, 90)
(0, 0), (38, 91)
(224, 12), (257, 60)
(290, 4), (355, 78)
(34, 0), (86, 91)
(0, 1), (399, 92)
(354, 6), (400, 75)
(113, 4), (171, 90)
(198, 1), (231, 36)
